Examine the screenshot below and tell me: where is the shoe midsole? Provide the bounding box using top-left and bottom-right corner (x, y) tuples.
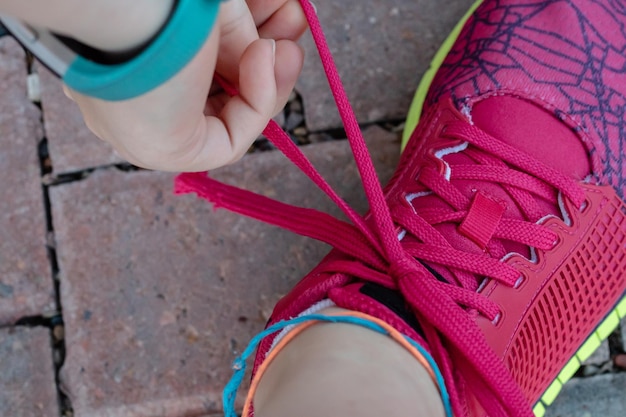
(532, 291), (626, 417)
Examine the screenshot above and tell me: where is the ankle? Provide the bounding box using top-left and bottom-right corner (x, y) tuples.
(253, 308), (445, 417)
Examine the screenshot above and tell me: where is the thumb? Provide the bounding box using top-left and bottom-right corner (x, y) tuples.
(178, 38), (279, 171)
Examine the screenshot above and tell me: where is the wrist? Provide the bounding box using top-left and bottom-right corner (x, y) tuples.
(1, 0), (219, 100)
(61, 0), (220, 100)
(0, 0), (175, 53)
(65, 0), (176, 52)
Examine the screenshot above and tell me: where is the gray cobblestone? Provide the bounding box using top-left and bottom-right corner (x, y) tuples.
(0, 38), (55, 324)
(37, 65), (122, 173)
(545, 374), (626, 417)
(297, 0), (474, 131)
(0, 326), (59, 417)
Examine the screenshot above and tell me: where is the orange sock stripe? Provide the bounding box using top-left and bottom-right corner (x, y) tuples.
(242, 311), (436, 417)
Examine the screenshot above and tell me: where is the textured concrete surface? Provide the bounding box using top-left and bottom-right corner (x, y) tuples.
(37, 65), (122, 174)
(0, 326), (59, 417)
(0, 38), (55, 324)
(297, 0), (474, 131)
(50, 127), (399, 416)
(545, 374), (626, 417)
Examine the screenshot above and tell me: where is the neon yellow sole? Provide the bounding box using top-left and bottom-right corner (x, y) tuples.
(533, 296), (626, 416)
(400, 1), (626, 415)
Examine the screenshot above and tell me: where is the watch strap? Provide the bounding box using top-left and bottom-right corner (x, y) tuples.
(63, 0), (220, 101)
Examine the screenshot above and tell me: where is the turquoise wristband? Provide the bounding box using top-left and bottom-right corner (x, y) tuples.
(63, 0), (220, 101)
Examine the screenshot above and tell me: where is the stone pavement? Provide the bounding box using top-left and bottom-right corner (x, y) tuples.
(0, 1), (625, 416)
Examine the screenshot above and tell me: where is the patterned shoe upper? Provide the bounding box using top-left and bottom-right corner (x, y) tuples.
(428, 0), (626, 196)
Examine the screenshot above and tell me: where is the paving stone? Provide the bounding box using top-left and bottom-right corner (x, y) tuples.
(37, 65), (122, 173)
(297, 0), (474, 131)
(50, 126), (399, 417)
(545, 373), (626, 417)
(0, 38), (55, 324)
(0, 326), (59, 417)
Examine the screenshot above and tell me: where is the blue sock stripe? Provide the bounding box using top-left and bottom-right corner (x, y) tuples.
(222, 314), (453, 417)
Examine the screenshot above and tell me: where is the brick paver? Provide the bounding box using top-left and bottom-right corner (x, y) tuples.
(0, 326), (59, 417)
(37, 65), (122, 174)
(0, 38), (55, 324)
(545, 373), (626, 417)
(297, 0), (474, 131)
(50, 127), (399, 416)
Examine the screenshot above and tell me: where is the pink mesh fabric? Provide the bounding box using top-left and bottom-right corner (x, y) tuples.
(506, 191), (626, 402)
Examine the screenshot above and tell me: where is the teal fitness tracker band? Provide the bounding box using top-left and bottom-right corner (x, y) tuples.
(0, 0), (220, 101)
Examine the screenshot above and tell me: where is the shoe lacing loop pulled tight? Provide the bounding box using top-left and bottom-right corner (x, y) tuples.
(175, 1), (586, 416)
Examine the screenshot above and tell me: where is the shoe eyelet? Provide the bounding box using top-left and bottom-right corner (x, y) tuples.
(513, 275), (525, 289)
(476, 277), (488, 293)
(492, 311), (503, 326)
(551, 235), (562, 250)
(579, 199), (589, 213)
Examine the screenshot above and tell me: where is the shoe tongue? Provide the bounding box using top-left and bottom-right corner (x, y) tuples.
(471, 96), (590, 180)
(409, 96), (590, 284)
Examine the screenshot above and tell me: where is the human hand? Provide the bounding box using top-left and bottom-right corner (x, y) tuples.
(64, 0), (307, 172)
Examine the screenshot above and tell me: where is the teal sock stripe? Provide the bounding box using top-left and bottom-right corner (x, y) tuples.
(222, 314), (453, 417)
(63, 0), (221, 101)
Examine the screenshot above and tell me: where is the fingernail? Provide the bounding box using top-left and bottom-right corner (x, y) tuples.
(270, 39), (276, 67)
(310, 1), (318, 14)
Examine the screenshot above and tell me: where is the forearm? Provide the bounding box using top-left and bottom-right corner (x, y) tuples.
(0, 0), (174, 51)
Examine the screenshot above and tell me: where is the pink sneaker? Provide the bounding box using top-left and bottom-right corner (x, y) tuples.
(177, 0), (626, 416)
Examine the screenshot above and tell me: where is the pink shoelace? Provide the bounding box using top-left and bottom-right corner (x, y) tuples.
(176, 1), (587, 416)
